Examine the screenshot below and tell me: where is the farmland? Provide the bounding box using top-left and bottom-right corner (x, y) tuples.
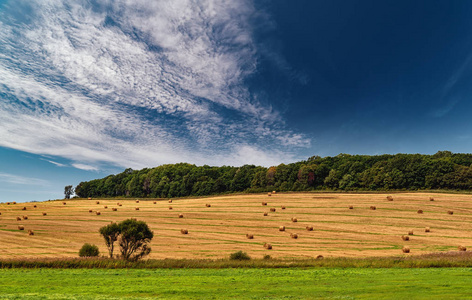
(0, 192), (470, 259)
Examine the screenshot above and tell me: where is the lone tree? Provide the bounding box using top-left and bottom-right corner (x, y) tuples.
(99, 219), (154, 261)
(64, 185), (74, 199)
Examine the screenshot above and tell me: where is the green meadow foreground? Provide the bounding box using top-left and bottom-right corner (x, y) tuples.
(1, 268), (472, 299)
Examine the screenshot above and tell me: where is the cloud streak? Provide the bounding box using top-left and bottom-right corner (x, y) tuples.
(0, 172), (50, 186)
(0, 0), (309, 169)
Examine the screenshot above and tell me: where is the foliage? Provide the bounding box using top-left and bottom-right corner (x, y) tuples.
(74, 152), (472, 199)
(99, 219), (153, 261)
(64, 185), (74, 199)
(78, 243), (99, 257)
(229, 251), (251, 260)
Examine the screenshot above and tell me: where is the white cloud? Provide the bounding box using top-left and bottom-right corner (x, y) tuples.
(0, 173), (50, 186)
(0, 0), (310, 170)
(71, 163), (99, 171)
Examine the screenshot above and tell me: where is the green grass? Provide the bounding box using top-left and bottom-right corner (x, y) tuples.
(1, 268), (472, 299)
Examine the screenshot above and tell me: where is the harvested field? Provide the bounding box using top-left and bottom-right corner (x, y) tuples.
(0, 192), (470, 259)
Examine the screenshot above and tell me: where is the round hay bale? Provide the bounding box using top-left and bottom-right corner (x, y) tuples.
(22, 215), (28, 220)
(169, 206), (173, 210)
(135, 200), (139, 203)
(118, 203), (122, 206)
(262, 202), (268, 206)
(89, 209), (93, 213)
(264, 243), (272, 250)
(96, 201), (100, 204)
(458, 245), (467, 252)
(18, 225), (24, 230)
(425, 227), (431, 233)
(448, 210), (454, 215)
(42, 212), (47, 216)
(429, 197), (434, 201)
(135, 207), (139, 211)
(316, 255), (324, 260)
(12, 202), (16, 204)
(180, 229), (188, 234)
(0, 212), (2, 215)
(153, 201), (157, 204)
(62, 202), (66, 205)
(279, 226), (285, 231)
(387, 196), (393, 201)
(168, 200), (172, 203)
(206, 204), (211, 207)
(104, 206), (108, 209)
(402, 235), (409, 241)
(16, 217), (21, 221)
(306, 226), (314, 231)
(272, 191), (276, 194)
(263, 212), (268, 216)
(33, 205), (37, 208)
(22, 207), (26, 211)
(112, 208), (117, 211)
(246, 234), (254, 239)
(28, 230), (34, 236)
(7, 202), (10, 205)
(408, 230), (414, 235)
(370, 206), (376, 210)
(96, 211), (101, 215)
(267, 193), (272, 197)
(417, 209), (423, 214)
(281, 206), (286, 210)
(291, 217), (298, 222)
(348, 205), (354, 209)
(290, 233), (298, 239)
(178, 213), (184, 218)
(270, 208), (276, 212)
(402, 246), (410, 253)
(88, 197), (92, 200)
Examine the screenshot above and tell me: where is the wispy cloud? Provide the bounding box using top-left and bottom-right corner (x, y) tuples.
(0, 173), (49, 186)
(0, 0), (309, 169)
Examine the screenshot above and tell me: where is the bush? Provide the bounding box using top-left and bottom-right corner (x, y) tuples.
(263, 255), (272, 260)
(230, 251), (251, 260)
(79, 243), (99, 257)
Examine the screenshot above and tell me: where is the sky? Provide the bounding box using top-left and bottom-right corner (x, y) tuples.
(2, 0), (472, 202)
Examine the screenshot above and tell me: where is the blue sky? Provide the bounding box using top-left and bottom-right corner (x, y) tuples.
(1, 0), (472, 202)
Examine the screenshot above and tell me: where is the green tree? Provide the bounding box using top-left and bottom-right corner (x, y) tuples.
(78, 243), (99, 257)
(118, 219), (154, 261)
(64, 185), (74, 199)
(99, 222), (120, 258)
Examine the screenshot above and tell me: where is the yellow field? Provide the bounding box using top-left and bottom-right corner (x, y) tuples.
(0, 192), (470, 259)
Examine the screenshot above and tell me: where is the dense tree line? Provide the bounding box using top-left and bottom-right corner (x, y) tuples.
(74, 151), (472, 198)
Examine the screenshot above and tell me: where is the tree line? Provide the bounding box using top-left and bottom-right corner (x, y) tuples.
(74, 151), (472, 198)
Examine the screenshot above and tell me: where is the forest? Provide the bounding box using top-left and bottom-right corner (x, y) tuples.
(74, 151), (472, 198)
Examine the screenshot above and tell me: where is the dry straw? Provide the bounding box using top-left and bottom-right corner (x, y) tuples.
(246, 234), (254, 239)
(402, 246), (410, 253)
(279, 226), (285, 231)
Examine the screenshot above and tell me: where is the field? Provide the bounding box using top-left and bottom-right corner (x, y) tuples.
(0, 192), (470, 259)
(1, 268), (472, 299)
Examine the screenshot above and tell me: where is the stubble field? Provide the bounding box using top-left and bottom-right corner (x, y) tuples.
(0, 192), (470, 259)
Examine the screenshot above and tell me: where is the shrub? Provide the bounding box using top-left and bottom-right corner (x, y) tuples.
(79, 243), (99, 257)
(263, 255), (272, 260)
(230, 251), (251, 260)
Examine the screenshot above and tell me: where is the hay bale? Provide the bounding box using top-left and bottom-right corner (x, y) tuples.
(262, 202), (268, 206)
(88, 197), (92, 200)
(22, 207), (26, 211)
(448, 210), (454, 215)
(429, 197), (434, 201)
(425, 227), (430, 233)
(270, 208), (276, 212)
(272, 191), (276, 194)
(179, 213), (184, 218)
(370, 206), (376, 210)
(168, 200), (172, 203)
(42, 212), (47, 216)
(279, 226), (285, 231)
(96, 201), (100, 204)
(135, 207), (140, 211)
(62, 202), (66, 205)
(291, 217), (298, 222)
(316, 255), (324, 260)
(118, 203), (122, 206)
(267, 193), (272, 197)
(402, 246), (410, 253)
(0, 212), (1, 215)
(180, 229), (188, 234)
(306, 226), (314, 231)
(104, 206), (108, 209)
(281, 206), (286, 210)
(18, 225), (24, 230)
(12, 202), (16, 204)
(28, 230), (34, 236)
(206, 204), (211, 207)
(408, 230), (414, 235)
(7, 202), (10, 205)
(246, 234), (254, 239)
(402, 235), (409, 241)
(89, 209), (93, 213)
(135, 200), (139, 203)
(264, 243), (272, 250)
(348, 205), (354, 209)
(153, 201), (157, 204)
(96, 211), (101, 215)
(290, 233), (298, 239)
(169, 206), (173, 210)
(112, 208), (117, 211)
(16, 217), (21, 221)
(417, 209), (423, 214)
(458, 245), (467, 252)
(22, 215), (28, 220)
(263, 212), (268, 216)
(33, 205), (37, 208)
(387, 195), (393, 201)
